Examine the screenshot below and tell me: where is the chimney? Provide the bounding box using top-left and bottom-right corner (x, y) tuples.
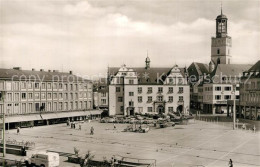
(48, 70), (51, 72)
(32, 68), (35, 71)
(13, 67), (21, 70)
(53, 70), (59, 72)
(40, 69), (44, 72)
(69, 71), (73, 74)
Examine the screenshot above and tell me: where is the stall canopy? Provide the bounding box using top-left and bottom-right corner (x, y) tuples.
(4, 110), (102, 123)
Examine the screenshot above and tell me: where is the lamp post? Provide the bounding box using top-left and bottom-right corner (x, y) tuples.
(232, 85), (236, 130)
(1, 91), (6, 165)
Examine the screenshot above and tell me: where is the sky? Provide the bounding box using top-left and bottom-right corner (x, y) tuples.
(0, 0), (260, 78)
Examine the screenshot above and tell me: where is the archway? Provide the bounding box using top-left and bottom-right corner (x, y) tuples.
(177, 105), (183, 113)
(157, 105), (165, 114)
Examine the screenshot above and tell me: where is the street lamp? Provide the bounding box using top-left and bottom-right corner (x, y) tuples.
(232, 84), (236, 130)
(0, 91), (6, 159)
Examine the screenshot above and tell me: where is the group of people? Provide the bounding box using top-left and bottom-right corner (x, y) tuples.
(67, 120), (94, 135)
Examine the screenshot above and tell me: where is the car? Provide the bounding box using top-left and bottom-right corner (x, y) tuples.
(24, 152), (59, 167)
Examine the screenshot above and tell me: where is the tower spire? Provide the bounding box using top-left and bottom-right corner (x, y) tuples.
(221, 2), (222, 15)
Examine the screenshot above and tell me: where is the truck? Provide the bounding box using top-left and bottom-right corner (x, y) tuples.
(25, 151), (59, 167)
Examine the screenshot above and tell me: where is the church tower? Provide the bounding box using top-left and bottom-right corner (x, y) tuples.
(145, 51), (150, 69)
(211, 7), (232, 65)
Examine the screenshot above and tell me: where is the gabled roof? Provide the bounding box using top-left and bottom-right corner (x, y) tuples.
(247, 60), (260, 72)
(108, 67), (186, 85)
(210, 64), (252, 77)
(187, 62), (209, 82)
(0, 68), (90, 82)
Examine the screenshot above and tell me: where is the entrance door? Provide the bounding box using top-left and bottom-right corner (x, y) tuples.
(177, 105), (183, 113)
(129, 109), (134, 116)
(157, 105), (164, 114)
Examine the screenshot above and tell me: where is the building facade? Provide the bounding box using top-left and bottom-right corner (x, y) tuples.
(93, 78), (109, 110)
(108, 60), (190, 116)
(0, 67), (98, 128)
(237, 61), (260, 120)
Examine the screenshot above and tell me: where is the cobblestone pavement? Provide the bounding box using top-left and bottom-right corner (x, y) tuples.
(5, 120), (260, 167)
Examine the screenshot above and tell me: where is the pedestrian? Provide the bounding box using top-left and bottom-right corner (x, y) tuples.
(90, 126), (94, 135)
(17, 127), (20, 135)
(253, 125), (256, 133)
(242, 123), (246, 130)
(79, 124), (81, 130)
(113, 123), (116, 130)
(229, 159), (233, 167)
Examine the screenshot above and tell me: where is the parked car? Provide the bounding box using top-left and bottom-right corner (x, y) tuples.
(24, 152), (59, 167)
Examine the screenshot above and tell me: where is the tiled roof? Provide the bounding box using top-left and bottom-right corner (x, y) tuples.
(247, 60), (260, 72)
(187, 62), (209, 82)
(108, 67), (186, 85)
(0, 68), (90, 82)
(211, 64), (252, 77)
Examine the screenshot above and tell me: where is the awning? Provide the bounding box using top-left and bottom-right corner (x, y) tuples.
(4, 110), (103, 123)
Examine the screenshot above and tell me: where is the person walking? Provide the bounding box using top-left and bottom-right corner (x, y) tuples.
(79, 124), (81, 130)
(229, 159), (233, 167)
(90, 126), (94, 135)
(17, 126), (20, 135)
(113, 124), (116, 130)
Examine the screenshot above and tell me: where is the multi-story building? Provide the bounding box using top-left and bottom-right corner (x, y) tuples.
(237, 61), (260, 120)
(0, 67), (100, 128)
(93, 78), (109, 110)
(108, 58), (190, 116)
(188, 9), (252, 114)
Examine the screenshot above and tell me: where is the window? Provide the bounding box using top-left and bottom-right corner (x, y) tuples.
(47, 83), (52, 89)
(47, 93), (52, 99)
(53, 93), (57, 99)
(116, 87), (121, 92)
(101, 99), (106, 104)
(101, 92), (106, 97)
(236, 95), (239, 100)
(28, 82), (32, 89)
(138, 96), (142, 103)
(178, 87), (183, 93)
(147, 87), (152, 93)
(21, 82), (26, 89)
(41, 93), (46, 99)
(158, 87), (163, 93)
(138, 87), (142, 94)
(168, 107), (174, 112)
(147, 96), (152, 102)
(59, 93), (63, 99)
(120, 106), (124, 112)
(21, 93), (26, 100)
(168, 96), (173, 102)
(217, 48), (220, 54)
(129, 101), (134, 107)
(53, 83), (58, 89)
(118, 97), (123, 102)
(179, 96), (183, 102)
(35, 93), (40, 99)
(35, 83), (40, 89)
(59, 83), (63, 89)
(215, 95), (221, 100)
(28, 93), (33, 100)
(147, 107), (153, 112)
(225, 86), (231, 91)
(129, 79), (134, 84)
(70, 84), (73, 90)
(215, 86), (221, 91)
(129, 92), (134, 96)
(157, 96), (163, 102)
(224, 95), (231, 100)
(42, 83), (46, 89)
(168, 87), (173, 93)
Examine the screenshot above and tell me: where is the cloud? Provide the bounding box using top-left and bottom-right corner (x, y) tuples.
(0, 0), (259, 76)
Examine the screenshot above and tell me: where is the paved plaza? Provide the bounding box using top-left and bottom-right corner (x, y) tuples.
(5, 120), (260, 167)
